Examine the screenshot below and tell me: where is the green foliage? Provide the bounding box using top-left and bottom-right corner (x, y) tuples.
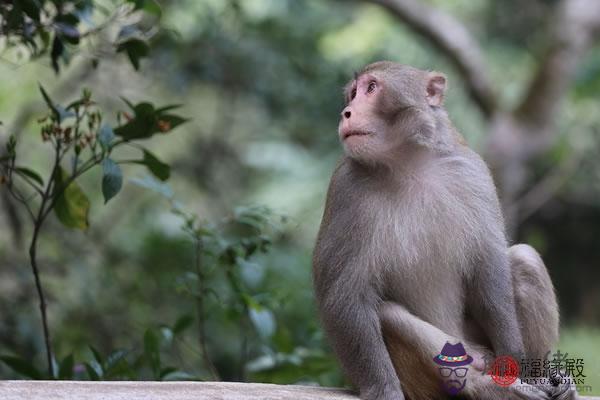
(2, 0), (599, 393)
(98, 124), (115, 149)
(14, 167), (44, 187)
(144, 329), (161, 379)
(53, 167), (91, 230)
(0, 356), (43, 380)
(101, 159), (124, 204)
(141, 150), (170, 181)
(114, 100), (188, 140)
(117, 39), (151, 71)
(0, 85), (186, 230)
(0, 0), (157, 73)
(0, 80), (187, 377)
(1, 323), (195, 381)
(58, 354), (75, 380)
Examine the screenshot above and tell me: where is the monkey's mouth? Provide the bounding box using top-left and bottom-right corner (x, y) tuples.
(342, 131), (372, 140)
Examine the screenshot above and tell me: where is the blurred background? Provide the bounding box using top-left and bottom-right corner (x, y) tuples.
(0, 0), (599, 394)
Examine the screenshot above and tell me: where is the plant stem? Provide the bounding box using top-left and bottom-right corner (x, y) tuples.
(27, 143), (62, 378)
(28, 223), (53, 378)
(25, 151), (100, 375)
(194, 237), (220, 380)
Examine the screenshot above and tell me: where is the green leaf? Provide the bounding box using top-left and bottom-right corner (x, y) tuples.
(58, 354), (74, 380)
(98, 123), (115, 149)
(134, 102), (155, 116)
(144, 329), (161, 379)
(39, 84), (60, 121)
(114, 103), (157, 140)
(55, 105), (76, 121)
(116, 38), (149, 70)
(89, 346), (104, 367)
(105, 349), (129, 375)
(155, 104), (182, 113)
(120, 96), (136, 111)
(15, 167), (44, 187)
(105, 349), (128, 368)
(104, 359), (134, 379)
(55, 20), (80, 45)
(50, 35), (64, 74)
(249, 305), (276, 339)
(114, 100), (188, 140)
(143, 0), (162, 17)
(156, 114), (189, 132)
(53, 167), (90, 230)
(173, 314), (194, 335)
(84, 362), (100, 380)
(126, 0), (145, 10)
(0, 355), (43, 379)
(21, 0), (41, 21)
(159, 326), (174, 346)
(101, 158), (123, 204)
(141, 149), (170, 181)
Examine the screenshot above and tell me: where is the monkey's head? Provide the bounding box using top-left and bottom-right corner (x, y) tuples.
(338, 61), (447, 164)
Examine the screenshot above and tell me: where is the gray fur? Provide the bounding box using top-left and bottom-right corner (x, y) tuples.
(313, 62), (572, 400)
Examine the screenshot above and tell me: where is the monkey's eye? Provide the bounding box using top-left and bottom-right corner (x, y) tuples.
(367, 81), (377, 93)
(350, 87), (357, 100)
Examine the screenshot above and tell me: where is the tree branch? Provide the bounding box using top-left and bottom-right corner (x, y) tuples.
(515, 0), (600, 133)
(366, 0), (497, 117)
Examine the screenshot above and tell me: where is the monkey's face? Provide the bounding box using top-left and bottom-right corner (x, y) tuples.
(339, 73), (391, 162)
(338, 62), (446, 165)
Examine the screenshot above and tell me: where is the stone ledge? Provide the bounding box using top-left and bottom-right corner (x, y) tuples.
(0, 381), (597, 400)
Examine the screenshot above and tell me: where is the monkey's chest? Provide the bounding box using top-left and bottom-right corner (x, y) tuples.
(365, 209), (473, 325)
(368, 205), (474, 269)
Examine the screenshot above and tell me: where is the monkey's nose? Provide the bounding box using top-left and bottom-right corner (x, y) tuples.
(342, 109), (351, 119)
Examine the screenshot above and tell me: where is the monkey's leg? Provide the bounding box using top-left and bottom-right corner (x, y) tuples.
(379, 302), (550, 400)
(510, 244), (578, 400)
(510, 244), (559, 361)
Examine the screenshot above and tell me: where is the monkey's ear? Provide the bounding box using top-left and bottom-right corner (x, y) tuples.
(426, 72), (447, 107)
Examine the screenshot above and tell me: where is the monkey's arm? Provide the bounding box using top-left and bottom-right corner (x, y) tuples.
(468, 245), (525, 359)
(315, 278), (404, 400)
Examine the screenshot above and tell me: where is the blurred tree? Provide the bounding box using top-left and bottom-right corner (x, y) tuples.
(366, 0), (600, 232)
(1, 0), (599, 391)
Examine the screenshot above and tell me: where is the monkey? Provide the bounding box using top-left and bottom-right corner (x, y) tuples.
(312, 61), (577, 400)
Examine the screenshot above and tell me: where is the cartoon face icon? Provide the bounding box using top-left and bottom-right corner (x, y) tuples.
(433, 342), (473, 396)
(439, 366), (469, 396)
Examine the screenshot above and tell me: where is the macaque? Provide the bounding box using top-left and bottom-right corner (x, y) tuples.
(313, 62), (576, 400)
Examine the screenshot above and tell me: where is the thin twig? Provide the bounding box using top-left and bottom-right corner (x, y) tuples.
(27, 141), (62, 378)
(193, 237), (220, 380)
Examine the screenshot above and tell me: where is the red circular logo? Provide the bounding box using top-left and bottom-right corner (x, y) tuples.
(488, 355), (520, 387)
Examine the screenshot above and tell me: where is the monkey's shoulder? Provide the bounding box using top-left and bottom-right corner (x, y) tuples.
(327, 155), (491, 203)
(431, 148), (496, 188)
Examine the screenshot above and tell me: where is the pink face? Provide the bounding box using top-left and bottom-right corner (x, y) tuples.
(339, 74), (378, 140)
(337, 66), (446, 164)
(338, 74), (389, 161)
